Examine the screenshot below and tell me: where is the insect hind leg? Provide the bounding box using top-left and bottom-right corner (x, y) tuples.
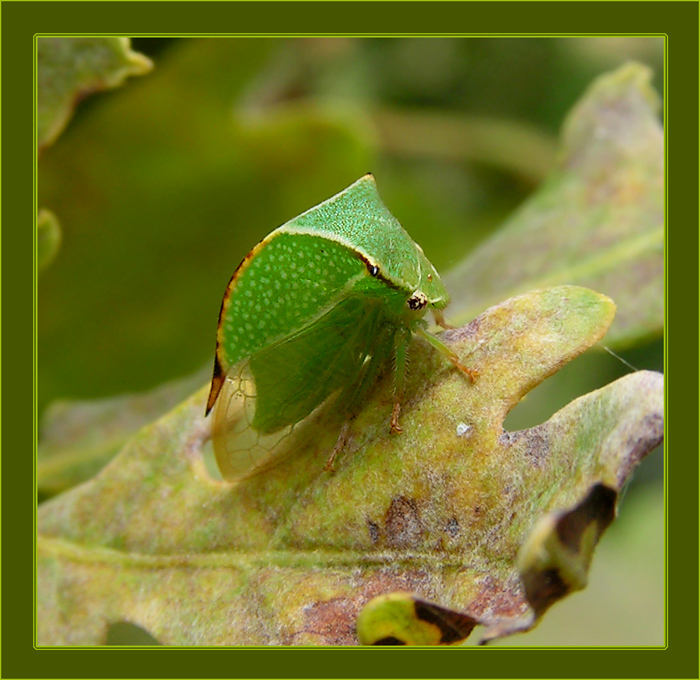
(324, 420), (352, 472)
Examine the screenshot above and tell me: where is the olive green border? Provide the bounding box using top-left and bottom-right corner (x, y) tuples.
(4, 1), (696, 678)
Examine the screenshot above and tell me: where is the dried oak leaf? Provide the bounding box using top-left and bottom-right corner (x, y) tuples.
(37, 285), (663, 645)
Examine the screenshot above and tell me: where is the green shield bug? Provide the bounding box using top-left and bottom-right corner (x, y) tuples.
(206, 174), (475, 480)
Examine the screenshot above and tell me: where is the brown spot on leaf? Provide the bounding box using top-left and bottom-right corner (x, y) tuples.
(299, 597), (360, 646)
(374, 636), (406, 645)
(449, 315), (481, 341)
(446, 518), (459, 538)
(500, 427), (550, 467)
(555, 483), (617, 552)
(524, 426), (550, 467)
(367, 520), (380, 544)
(469, 574), (528, 622)
(499, 432), (516, 446)
(385, 496), (423, 548)
(413, 599), (478, 644)
(526, 568), (570, 617)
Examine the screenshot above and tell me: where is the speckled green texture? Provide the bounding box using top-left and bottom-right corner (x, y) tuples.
(218, 176), (448, 372)
(219, 234), (367, 369)
(280, 175), (447, 302)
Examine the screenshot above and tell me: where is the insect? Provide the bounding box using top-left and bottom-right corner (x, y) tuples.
(206, 174), (476, 480)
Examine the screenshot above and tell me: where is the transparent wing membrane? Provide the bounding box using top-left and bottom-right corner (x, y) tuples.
(211, 298), (398, 481)
(211, 362), (303, 481)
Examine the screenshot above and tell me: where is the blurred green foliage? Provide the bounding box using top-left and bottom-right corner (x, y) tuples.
(38, 37), (663, 414)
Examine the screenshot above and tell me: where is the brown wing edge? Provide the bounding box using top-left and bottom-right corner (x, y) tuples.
(205, 354), (226, 416)
(205, 235), (274, 416)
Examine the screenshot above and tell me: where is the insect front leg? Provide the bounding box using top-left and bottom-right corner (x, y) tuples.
(432, 308), (455, 330)
(416, 326), (479, 382)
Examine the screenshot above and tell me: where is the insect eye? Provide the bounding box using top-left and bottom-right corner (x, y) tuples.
(367, 263), (379, 277)
(407, 292), (428, 311)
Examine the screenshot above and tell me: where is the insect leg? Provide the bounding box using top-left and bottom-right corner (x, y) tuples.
(324, 420), (352, 472)
(415, 327), (478, 382)
(432, 308), (455, 330)
(390, 328), (411, 434)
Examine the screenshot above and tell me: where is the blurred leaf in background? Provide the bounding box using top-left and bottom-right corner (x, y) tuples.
(37, 38), (153, 297)
(38, 37), (153, 152)
(37, 208), (62, 271)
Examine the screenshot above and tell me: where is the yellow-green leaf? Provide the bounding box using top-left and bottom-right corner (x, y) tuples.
(38, 286), (663, 645)
(356, 593), (478, 645)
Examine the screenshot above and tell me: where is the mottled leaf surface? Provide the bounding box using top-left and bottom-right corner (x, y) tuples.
(37, 37), (152, 151)
(37, 286), (664, 645)
(445, 63), (663, 349)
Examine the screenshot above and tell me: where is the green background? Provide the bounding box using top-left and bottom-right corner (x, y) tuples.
(4, 0), (696, 678)
(37, 35), (665, 413)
